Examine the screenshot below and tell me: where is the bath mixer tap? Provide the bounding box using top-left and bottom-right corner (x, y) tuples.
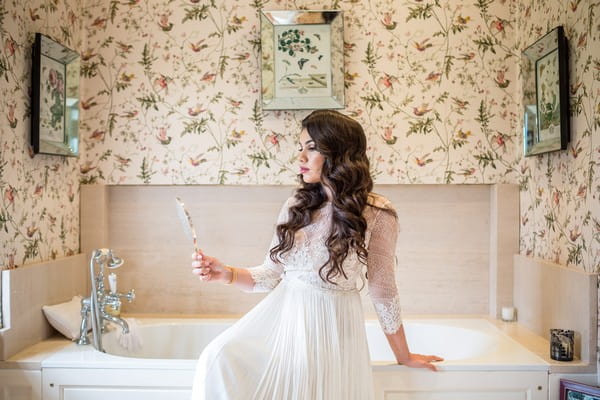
(77, 249), (135, 352)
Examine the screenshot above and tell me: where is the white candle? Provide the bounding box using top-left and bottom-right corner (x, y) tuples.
(501, 306), (515, 321)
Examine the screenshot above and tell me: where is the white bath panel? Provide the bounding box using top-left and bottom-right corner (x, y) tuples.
(60, 388), (190, 400)
(373, 370), (548, 400)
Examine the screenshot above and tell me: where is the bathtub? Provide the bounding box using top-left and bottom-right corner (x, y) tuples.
(41, 317), (550, 400)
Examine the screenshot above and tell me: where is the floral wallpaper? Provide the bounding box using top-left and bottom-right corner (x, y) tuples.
(79, 0), (519, 186)
(516, 0), (600, 273)
(0, 0), (598, 278)
(0, 0), (83, 269)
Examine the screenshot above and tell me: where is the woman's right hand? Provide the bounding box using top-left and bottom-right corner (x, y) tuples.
(191, 250), (231, 284)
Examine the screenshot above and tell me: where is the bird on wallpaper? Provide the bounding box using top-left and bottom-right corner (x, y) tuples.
(415, 154), (432, 167)
(451, 97), (469, 112)
(80, 162), (96, 174)
(114, 155), (132, 167)
(120, 72), (135, 83)
(460, 168), (476, 176)
(456, 15), (470, 24)
(81, 49), (97, 61)
(413, 38), (432, 52)
(570, 80), (582, 95)
(345, 72), (359, 86)
(189, 155), (207, 167)
(7, 104), (17, 129)
(344, 42), (356, 52)
(232, 52), (250, 61)
(157, 128), (172, 145)
(26, 225), (39, 238)
(577, 33), (587, 48)
(457, 52), (475, 61)
(153, 74), (171, 92)
(231, 130), (246, 139)
(89, 129), (106, 141)
(456, 129), (471, 140)
(158, 14), (173, 32)
(492, 133), (509, 150)
(4, 37), (16, 58)
(117, 42), (134, 54)
(378, 74), (395, 90)
(232, 16), (247, 25)
(494, 70), (510, 88)
(91, 17), (107, 29)
(425, 72), (441, 82)
(120, 110), (138, 119)
(412, 103), (432, 116)
(201, 72), (216, 82)
(381, 13), (397, 30)
(569, 229), (581, 242)
(33, 185), (43, 197)
(29, 8), (40, 21)
(228, 98), (243, 108)
(4, 186), (15, 206)
(190, 40), (208, 52)
(347, 109), (362, 118)
(570, 141), (582, 158)
(188, 105), (206, 116)
(381, 127), (397, 145)
(491, 19), (506, 33)
(232, 168), (250, 176)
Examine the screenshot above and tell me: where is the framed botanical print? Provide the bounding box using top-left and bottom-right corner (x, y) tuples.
(31, 33), (80, 157)
(521, 26), (569, 157)
(260, 10), (344, 110)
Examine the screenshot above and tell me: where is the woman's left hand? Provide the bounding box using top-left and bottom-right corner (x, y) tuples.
(400, 353), (444, 371)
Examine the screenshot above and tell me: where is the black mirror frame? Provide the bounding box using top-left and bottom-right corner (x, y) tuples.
(522, 26), (570, 157)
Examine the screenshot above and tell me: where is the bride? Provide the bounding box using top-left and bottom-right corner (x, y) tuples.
(190, 110), (442, 399)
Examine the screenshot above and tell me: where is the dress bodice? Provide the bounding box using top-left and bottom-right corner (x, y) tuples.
(247, 194), (403, 334)
(281, 202), (364, 292)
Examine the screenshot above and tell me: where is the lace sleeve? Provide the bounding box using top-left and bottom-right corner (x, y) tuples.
(367, 206), (403, 334)
(246, 197), (291, 292)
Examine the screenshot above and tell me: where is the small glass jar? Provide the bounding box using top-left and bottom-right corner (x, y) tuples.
(550, 329), (574, 361)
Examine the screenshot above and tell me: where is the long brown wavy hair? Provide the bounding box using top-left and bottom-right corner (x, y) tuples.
(269, 110), (374, 284)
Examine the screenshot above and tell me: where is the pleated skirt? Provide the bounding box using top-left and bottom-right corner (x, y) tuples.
(190, 277), (374, 400)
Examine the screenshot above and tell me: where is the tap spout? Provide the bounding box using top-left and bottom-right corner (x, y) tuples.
(102, 313), (129, 334)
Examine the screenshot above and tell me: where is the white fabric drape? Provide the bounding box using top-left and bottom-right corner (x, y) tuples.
(191, 193), (402, 400)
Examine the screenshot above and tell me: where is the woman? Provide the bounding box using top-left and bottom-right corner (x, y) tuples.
(190, 110), (442, 399)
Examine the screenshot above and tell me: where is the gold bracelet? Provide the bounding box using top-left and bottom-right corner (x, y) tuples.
(224, 266), (237, 285)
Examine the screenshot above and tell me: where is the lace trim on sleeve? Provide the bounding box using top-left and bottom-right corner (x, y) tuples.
(373, 294), (403, 334)
(248, 267), (282, 293)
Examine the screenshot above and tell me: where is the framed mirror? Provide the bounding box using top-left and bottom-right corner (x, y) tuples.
(31, 33), (80, 157)
(260, 10), (344, 110)
(521, 26), (569, 157)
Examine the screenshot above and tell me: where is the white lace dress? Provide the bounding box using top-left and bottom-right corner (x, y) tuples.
(191, 193), (402, 400)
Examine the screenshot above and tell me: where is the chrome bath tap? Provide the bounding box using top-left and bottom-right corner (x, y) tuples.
(77, 249), (135, 352)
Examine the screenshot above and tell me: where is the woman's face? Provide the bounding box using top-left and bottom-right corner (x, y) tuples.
(298, 128), (325, 184)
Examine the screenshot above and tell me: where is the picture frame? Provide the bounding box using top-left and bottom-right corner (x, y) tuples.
(260, 10), (344, 110)
(31, 33), (80, 157)
(521, 26), (569, 157)
(560, 379), (600, 400)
